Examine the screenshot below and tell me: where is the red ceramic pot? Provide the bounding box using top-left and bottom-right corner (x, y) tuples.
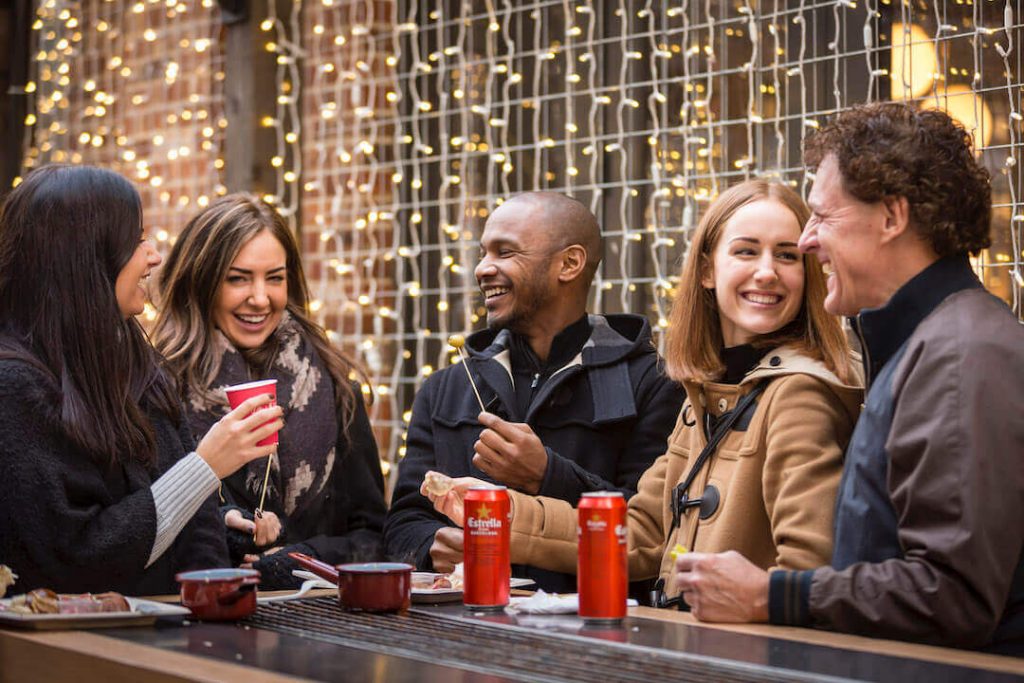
(176, 568), (260, 621)
(336, 562), (413, 613)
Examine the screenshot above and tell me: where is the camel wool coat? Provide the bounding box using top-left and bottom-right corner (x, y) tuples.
(507, 346), (863, 598)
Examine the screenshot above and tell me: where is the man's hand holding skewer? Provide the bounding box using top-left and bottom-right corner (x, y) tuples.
(472, 412), (548, 494)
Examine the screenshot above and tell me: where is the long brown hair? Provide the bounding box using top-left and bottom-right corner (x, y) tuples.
(0, 165), (179, 466)
(663, 179), (851, 384)
(153, 193), (367, 432)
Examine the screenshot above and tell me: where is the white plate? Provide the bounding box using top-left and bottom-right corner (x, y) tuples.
(411, 573), (534, 604)
(289, 569), (534, 604)
(0, 596), (189, 630)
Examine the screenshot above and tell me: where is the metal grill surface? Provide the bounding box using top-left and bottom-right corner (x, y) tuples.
(245, 598), (846, 683)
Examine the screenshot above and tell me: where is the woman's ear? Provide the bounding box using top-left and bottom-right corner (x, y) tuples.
(699, 255), (715, 290)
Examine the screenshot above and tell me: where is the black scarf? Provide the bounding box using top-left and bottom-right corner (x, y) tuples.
(185, 314), (338, 520)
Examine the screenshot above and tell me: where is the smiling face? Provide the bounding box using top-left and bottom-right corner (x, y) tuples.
(702, 199), (805, 347)
(800, 154), (890, 316)
(115, 234), (162, 318)
(212, 229), (288, 349)
(474, 201), (561, 334)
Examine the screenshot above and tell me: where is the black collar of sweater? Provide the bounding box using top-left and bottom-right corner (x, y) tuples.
(508, 314), (591, 375)
(719, 344), (766, 385)
(854, 253), (982, 377)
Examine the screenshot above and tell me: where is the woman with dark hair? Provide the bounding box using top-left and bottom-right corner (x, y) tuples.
(424, 180), (863, 606)
(153, 193), (386, 589)
(0, 165), (282, 595)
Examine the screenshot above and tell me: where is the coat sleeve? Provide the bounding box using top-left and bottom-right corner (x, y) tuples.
(771, 318), (1024, 648)
(302, 392), (387, 564)
(0, 363), (157, 592)
(509, 419), (683, 580)
(625, 443), (679, 580)
(383, 373), (449, 569)
(537, 360), (683, 502)
(761, 375), (852, 571)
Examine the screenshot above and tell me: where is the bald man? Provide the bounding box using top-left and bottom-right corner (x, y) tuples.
(384, 192), (683, 593)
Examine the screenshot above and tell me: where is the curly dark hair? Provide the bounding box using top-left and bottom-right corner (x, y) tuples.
(803, 102), (992, 257)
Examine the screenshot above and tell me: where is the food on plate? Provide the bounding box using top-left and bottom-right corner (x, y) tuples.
(412, 563), (465, 591)
(423, 470), (454, 497)
(0, 588), (130, 615)
(0, 565), (16, 598)
(411, 574), (450, 591)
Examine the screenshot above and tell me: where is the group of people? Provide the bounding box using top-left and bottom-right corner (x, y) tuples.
(0, 102), (1019, 656)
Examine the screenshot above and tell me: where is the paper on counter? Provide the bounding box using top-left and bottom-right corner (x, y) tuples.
(508, 590), (637, 614)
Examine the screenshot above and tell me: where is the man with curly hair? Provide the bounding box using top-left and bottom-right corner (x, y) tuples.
(673, 102), (1024, 655)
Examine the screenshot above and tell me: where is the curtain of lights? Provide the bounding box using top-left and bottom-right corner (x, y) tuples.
(21, 0), (227, 330)
(20, 1), (1024, 485)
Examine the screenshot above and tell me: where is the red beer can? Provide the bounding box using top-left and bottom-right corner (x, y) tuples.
(578, 491), (627, 623)
(463, 485), (511, 610)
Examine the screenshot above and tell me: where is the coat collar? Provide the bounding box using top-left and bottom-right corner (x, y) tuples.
(462, 314), (650, 424)
(725, 345), (862, 393)
(854, 254), (982, 380)
(464, 313), (652, 368)
(682, 346), (864, 431)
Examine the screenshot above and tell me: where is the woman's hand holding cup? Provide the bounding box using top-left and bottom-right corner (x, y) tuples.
(196, 393), (283, 478)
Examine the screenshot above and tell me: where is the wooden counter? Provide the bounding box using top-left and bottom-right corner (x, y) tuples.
(1, 598), (1021, 683)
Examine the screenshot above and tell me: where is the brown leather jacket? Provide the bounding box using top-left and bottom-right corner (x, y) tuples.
(770, 255), (1024, 655)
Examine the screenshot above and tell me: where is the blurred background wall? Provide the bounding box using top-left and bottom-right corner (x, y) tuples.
(5, 0), (1022, 492)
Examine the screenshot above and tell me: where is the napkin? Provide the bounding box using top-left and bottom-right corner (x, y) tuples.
(508, 590), (637, 614)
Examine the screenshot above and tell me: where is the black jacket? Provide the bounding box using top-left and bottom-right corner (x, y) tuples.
(0, 359), (228, 596)
(384, 314), (683, 592)
(219, 393), (387, 589)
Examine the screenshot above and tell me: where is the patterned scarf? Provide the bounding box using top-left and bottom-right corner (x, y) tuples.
(185, 313), (339, 519)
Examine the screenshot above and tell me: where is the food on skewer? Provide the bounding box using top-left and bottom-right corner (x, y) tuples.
(447, 334), (486, 413)
(423, 470), (455, 497)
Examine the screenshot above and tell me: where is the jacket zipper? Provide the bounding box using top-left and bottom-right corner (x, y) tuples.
(852, 316), (872, 392)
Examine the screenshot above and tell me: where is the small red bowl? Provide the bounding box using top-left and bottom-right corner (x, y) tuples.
(336, 562), (413, 613)
(176, 568), (260, 621)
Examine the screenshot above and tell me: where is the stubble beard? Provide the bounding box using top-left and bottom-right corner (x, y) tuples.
(487, 280), (553, 335)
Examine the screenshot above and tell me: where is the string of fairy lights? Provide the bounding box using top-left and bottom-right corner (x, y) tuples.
(21, 0), (228, 328)
(19, 1), (1024, 484)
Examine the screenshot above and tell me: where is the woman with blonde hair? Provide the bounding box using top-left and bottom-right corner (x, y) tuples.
(153, 193), (386, 589)
(424, 179), (862, 606)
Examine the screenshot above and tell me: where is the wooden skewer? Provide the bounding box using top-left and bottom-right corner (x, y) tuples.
(254, 452), (274, 530)
(449, 335), (486, 413)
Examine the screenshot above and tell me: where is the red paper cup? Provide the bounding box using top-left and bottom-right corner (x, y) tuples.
(224, 379), (279, 446)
